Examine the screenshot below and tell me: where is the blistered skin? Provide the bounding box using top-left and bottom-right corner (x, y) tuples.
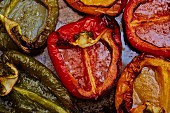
(88, 42), (111, 86)
(133, 0), (170, 48)
(124, 0), (170, 58)
(59, 48), (91, 90)
(136, 21), (170, 47)
(59, 41), (111, 91)
(133, 0), (170, 19)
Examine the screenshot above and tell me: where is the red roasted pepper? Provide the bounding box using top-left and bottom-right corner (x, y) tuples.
(65, 0), (128, 16)
(47, 15), (122, 99)
(124, 0), (170, 58)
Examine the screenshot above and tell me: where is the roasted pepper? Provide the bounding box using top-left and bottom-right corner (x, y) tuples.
(47, 15), (122, 99)
(0, 0), (58, 54)
(65, 0), (128, 16)
(0, 50), (74, 112)
(0, 86), (70, 113)
(124, 0), (170, 58)
(115, 54), (170, 113)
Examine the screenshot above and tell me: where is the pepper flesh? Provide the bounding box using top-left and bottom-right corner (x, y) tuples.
(1, 50), (73, 111)
(47, 15), (122, 99)
(124, 0), (170, 58)
(80, 0), (116, 7)
(0, 0), (58, 54)
(65, 0), (128, 16)
(115, 54), (170, 113)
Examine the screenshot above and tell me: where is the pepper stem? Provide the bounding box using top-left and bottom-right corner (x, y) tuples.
(70, 29), (107, 48)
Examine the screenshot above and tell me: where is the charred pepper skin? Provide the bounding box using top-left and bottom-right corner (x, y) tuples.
(1, 50), (74, 111)
(12, 86), (70, 113)
(47, 15), (122, 99)
(0, 26), (20, 51)
(0, 0), (59, 55)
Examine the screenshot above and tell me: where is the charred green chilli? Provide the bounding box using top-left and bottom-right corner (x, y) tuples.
(0, 0), (58, 54)
(0, 50), (73, 112)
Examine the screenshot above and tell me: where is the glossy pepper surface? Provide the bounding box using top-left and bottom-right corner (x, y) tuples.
(65, 0), (128, 16)
(0, 50), (73, 111)
(115, 54), (170, 113)
(47, 15), (122, 99)
(124, 0), (170, 58)
(0, 0), (58, 54)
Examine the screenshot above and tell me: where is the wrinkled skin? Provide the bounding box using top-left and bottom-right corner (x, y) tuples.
(115, 54), (170, 113)
(124, 0), (170, 58)
(0, 50), (74, 112)
(0, 0), (58, 55)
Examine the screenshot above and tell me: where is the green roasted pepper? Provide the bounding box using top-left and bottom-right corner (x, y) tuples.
(13, 86), (69, 113)
(0, 0), (58, 55)
(0, 50), (74, 112)
(1, 86), (70, 113)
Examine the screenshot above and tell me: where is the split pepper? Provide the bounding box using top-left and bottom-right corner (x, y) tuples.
(115, 54), (170, 113)
(47, 15), (122, 99)
(0, 50), (74, 112)
(124, 0), (170, 58)
(0, 0), (58, 55)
